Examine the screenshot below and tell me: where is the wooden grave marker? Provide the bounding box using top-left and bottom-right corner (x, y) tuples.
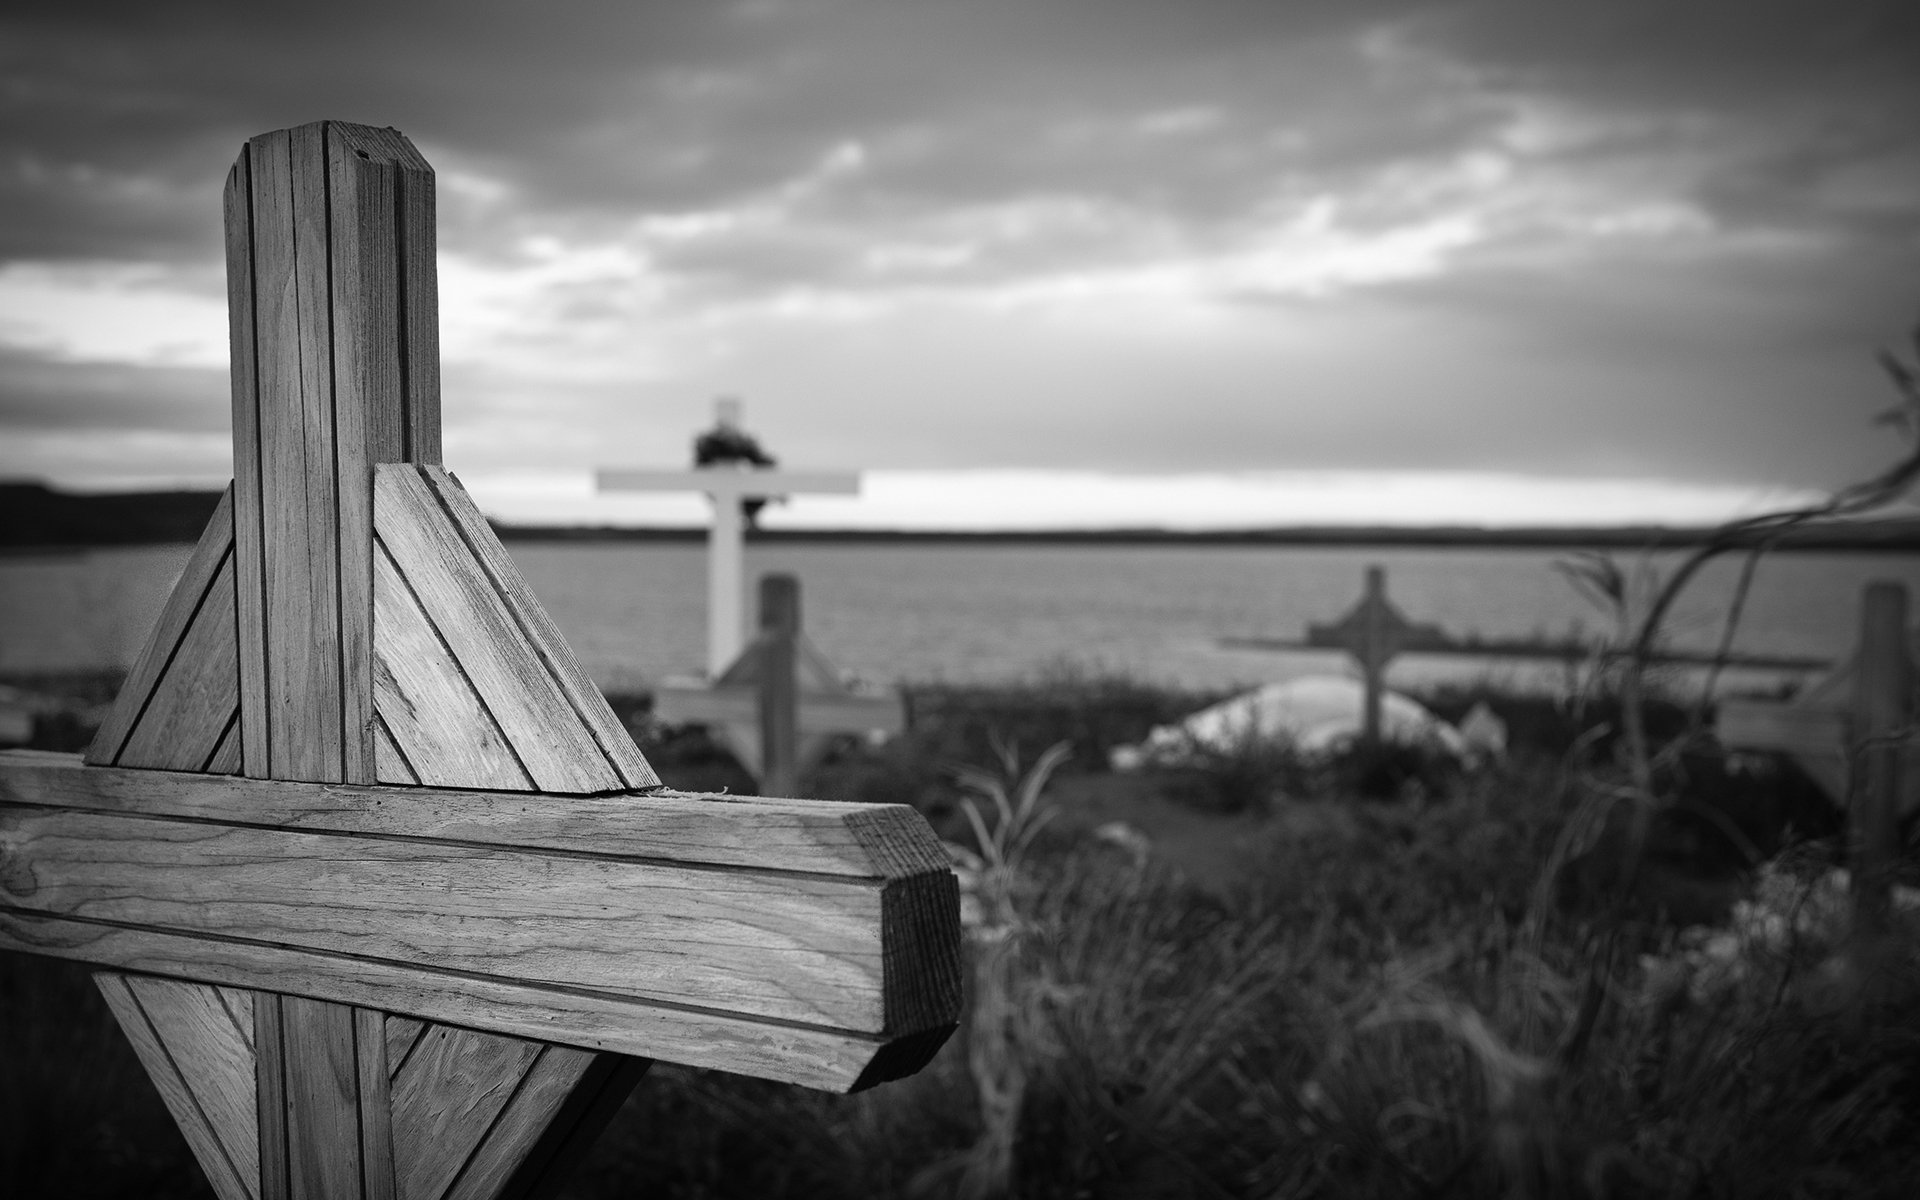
(1222, 565), (1835, 746)
(597, 405), (859, 677)
(1718, 581), (1917, 927)
(653, 573), (905, 797)
(0, 121), (960, 1200)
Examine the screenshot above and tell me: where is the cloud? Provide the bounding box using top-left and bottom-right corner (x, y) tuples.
(0, 0), (1914, 509)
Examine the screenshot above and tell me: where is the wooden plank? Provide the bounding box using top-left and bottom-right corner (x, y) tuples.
(374, 467), (621, 793)
(358, 126), (445, 466)
(117, 552), (240, 771)
(127, 975), (263, 1198)
(386, 1015), (428, 1078)
(391, 1026), (542, 1200)
(281, 996), (362, 1200)
(373, 539), (531, 790)
(487, 1055), (649, 1200)
(257, 992), (290, 1200)
(225, 149), (270, 780)
(0, 751), (949, 880)
(373, 716), (421, 786)
(218, 986), (258, 1051)
(328, 123), (410, 788)
(4, 911), (947, 1093)
(442, 1048), (631, 1200)
(0, 805), (896, 1030)
(1852, 582), (1912, 930)
(356, 1007), (397, 1200)
(251, 124), (343, 784)
(758, 575), (800, 796)
(207, 714), (245, 775)
(88, 489), (235, 764)
(97, 972), (258, 1200)
(416, 467), (659, 789)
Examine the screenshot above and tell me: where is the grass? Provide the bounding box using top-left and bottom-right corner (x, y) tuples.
(4, 670), (1916, 1198)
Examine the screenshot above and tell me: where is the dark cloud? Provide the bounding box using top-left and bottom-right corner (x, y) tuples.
(0, 347), (226, 432)
(4, 0), (1915, 265)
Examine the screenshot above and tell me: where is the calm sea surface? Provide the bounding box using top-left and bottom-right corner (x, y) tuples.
(3, 541), (1914, 694)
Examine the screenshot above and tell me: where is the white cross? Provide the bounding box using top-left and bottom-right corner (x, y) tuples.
(597, 403), (858, 676)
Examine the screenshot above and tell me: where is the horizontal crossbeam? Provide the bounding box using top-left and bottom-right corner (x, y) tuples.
(596, 467), (859, 499)
(654, 686), (904, 736)
(0, 751), (960, 1092)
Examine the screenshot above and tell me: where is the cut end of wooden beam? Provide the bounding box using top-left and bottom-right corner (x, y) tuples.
(849, 1023), (957, 1092)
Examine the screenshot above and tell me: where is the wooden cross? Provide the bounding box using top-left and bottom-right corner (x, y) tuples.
(0, 121), (960, 1200)
(596, 405), (859, 676)
(1305, 566), (1449, 744)
(1717, 580), (1917, 927)
(653, 573), (905, 796)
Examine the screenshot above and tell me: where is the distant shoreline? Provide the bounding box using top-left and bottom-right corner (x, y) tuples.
(4, 481), (1916, 552)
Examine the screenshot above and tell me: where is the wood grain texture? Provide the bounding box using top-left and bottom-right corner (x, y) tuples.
(486, 1055), (649, 1200)
(327, 122), (419, 787)
(249, 124), (342, 784)
(1, 805), (892, 1029)
(374, 467), (622, 793)
(256, 992), (290, 1200)
(391, 1026), (542, 1200)
(225, 148), (270, 780)
(208, 715), (245, 775)
(372, 540), (530, 790)
(415, 467), (657, 789)
(282, 996), (362, 1200)
(98, 972), (259, 1200)
(357, 1006), (397, 1200)
(129, 975), (263, 1195)
(0, 751), (948, 879)
(87, 488), (235, 765)
(117, 553), (240, 771)
(5, 909), (945, 1092)
(386, 1015), (429, 1078)
(372, 716), (422, 786)
(442, 1049), (640, 1200)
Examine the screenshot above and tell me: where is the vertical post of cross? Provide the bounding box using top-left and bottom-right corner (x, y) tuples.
(1851, 581), (1911, 934)
(757, 574), (801, 796)
(1360, 565), (1388, 746)
(227, 119), (441, 1200)
(708, 474), (747, 678)
(227, 121), (439, 788)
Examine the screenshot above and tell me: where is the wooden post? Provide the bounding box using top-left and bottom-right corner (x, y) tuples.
(1852, 581), (1910, 933)
(708, 476), (747, 676)
(757, 575), (801, 796)
(1, 120), (960, 1200)
(1360, 566), (1387, 745)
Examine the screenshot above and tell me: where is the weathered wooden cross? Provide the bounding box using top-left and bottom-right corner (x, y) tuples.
(596, 405), (860, 677)
(0, 121), (960, 1200)
(1222, 565), (1835, 746)
(1717, 580), (1917, 926)
(653, 573), (905, 796)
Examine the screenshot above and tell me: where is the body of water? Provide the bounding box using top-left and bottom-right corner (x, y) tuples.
(2, 541), (1914, 695)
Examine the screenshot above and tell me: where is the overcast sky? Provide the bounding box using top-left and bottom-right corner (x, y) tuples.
(2, 0), (1917, 526)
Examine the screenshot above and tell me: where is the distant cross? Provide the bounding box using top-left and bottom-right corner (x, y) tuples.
(597, 402), (859, 676)
(1306, 566), (1450, 744)
(0, 121), (958, 1200)
(653, 573), (904, 796)
(1718, 580), (1917, 930)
